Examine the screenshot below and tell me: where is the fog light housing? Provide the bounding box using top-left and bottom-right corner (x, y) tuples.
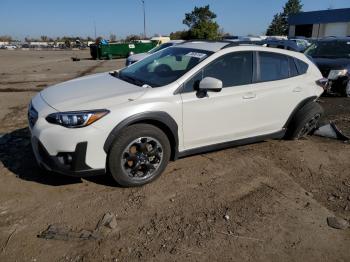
(57, 152), (73, 166)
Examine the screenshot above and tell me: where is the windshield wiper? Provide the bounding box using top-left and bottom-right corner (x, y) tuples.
(119, 74), (144, 86)
(109, 71), (119, 78)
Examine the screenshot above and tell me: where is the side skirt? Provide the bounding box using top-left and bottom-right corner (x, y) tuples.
(177, 130), (286, 159)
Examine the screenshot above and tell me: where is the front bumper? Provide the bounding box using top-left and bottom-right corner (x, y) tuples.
(326, 76), (349, 96)
(31, 137), (105, 177)
(29, 94), (107, 177)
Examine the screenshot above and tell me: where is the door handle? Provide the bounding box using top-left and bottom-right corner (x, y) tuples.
(293, 87), (302, 92)
(242, 92), (256, 99)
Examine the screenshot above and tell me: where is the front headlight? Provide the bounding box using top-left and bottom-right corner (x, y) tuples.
(328, 69), (348, 80)
(46, 110), (109, 128)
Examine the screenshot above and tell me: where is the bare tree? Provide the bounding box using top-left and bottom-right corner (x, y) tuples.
(125, 34), (141, 42)
(109, 34), (117, 42)
(40, 35), (48, 42)
(0, 35), (12, 42)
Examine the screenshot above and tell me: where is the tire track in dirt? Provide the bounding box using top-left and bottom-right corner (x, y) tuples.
(0, 61), (107, 93)
(76, 60), (107, 77)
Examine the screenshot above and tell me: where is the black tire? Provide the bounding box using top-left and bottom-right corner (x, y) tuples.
(108, 124), (170, 187)
(285, 102), (324, 140)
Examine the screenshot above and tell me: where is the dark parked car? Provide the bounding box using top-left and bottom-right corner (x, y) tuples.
(305, 37), (350, 97)
(263, 39), (306, 52)
(229, 39), (308, 52)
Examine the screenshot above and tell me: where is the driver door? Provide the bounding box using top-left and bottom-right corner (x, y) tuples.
(180, 51), (259, 150)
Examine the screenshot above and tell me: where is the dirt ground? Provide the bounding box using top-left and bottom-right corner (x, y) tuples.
(0, 50), (349, 262)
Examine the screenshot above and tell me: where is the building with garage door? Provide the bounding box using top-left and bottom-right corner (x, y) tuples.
(288, 8), (350, 38)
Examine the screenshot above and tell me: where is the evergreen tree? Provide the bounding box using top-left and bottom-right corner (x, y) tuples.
(266, 0), (303, 36)
(266, 13), (285, 36)
(281, 0), (303, 34)
(183, 5), (220, 40)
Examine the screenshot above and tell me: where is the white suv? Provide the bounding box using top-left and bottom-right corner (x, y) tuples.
(28, 41), (324, 186)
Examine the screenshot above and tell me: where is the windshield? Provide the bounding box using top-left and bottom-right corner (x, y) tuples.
(119, 47), (213, 87)
(305, 41), (350, 58)
(293, 40), (308, 48)
(148, 43), (174, 54)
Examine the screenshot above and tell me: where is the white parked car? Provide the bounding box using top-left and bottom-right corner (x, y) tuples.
(29, 41), (324, 186)
(125, 40), (184, 66)
(4, 45), (17, 50)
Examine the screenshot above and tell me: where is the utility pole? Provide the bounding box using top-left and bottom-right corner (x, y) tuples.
(94, 21), (97, 40)
(141, 0), (146, 38)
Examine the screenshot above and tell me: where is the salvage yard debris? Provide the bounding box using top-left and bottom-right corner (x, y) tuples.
(327, 217), (349, 230)
(37, 212), (119, 241)
(71, 56), (80, 62)
(37, 224), (98, 241)
(313, 122), (350, 141)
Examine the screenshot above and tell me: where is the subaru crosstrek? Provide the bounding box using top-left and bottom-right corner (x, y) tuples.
(28, 41), (325, 187)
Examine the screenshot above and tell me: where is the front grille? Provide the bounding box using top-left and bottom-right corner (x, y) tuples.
(28, 103), (38, 128)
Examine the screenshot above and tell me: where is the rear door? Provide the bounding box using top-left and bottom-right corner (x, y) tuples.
(247, 52), (309, 133)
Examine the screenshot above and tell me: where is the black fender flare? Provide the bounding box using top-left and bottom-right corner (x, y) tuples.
(283, 96), (318, 129)
(103, 111), (179, 160)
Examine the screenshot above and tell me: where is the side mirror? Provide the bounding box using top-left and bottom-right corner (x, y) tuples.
(199, 77), (223, 92)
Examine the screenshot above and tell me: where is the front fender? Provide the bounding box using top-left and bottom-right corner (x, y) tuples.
(103, 111), (179, 160)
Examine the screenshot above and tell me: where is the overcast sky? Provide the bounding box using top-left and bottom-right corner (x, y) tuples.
(1, 0), (349, 40)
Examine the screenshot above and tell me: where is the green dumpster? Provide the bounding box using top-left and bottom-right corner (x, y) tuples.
(90, 41), (158, 60)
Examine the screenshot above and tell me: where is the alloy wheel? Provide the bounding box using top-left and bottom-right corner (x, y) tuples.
(298, 114), (321, 137)
(121, 137), (163, 180)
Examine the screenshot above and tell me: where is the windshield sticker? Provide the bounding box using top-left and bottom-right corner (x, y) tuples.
(185, 52), (207, 59)
(347, 42), (350, 45)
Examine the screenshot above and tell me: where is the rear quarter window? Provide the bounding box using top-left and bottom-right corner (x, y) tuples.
(289, 57), (299, 77)
(294, 58), (309, 75)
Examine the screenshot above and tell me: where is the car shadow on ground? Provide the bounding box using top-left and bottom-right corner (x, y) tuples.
(0, 127), (117, 187)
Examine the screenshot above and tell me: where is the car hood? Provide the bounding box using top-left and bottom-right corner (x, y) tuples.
(40, 72), (146, 111)
(128, 53), (149, 62)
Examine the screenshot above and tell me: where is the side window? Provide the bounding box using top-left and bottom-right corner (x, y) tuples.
(258, 52), (289, 82)
(183, 52), (253, 92)
(294, 58), (309, 75)
(289, 57), (299, 77)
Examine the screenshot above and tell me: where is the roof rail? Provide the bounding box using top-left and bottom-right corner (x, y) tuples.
(221, 41), (263, 49)
(182, 39), (234, 44)
(179, 39), (262, 49)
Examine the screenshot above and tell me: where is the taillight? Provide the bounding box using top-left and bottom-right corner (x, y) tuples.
(316, 78), (328, 90)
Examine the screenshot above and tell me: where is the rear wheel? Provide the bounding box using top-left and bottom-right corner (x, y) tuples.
(108, 124), (170, 187)
(285, 102), (324, 140)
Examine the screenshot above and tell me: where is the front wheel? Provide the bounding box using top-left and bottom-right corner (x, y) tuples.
(285, 102), (324, 140)
(108, 124), (170, 187)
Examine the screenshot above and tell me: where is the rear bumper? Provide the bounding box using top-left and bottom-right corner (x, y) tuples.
(31, 136), (105, 177)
